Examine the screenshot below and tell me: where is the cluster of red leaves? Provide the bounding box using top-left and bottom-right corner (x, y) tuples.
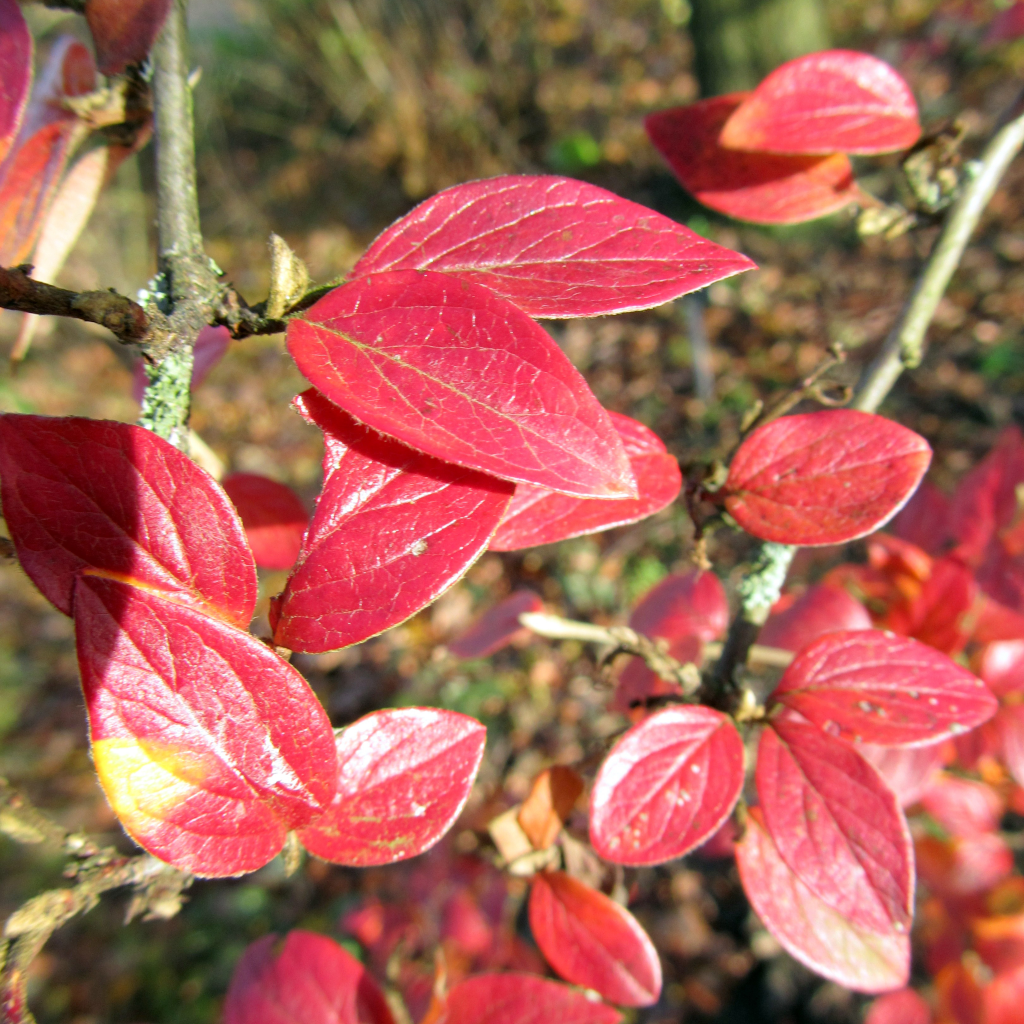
(645, 49), (922, 224)
(0, 415), (487, 877)
(447, 409), (992, 994)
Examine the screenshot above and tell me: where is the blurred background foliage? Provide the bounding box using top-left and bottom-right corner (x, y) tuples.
(3, 0), (1024, 1021)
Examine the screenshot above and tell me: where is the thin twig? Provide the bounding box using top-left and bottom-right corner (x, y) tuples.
(854, 110), (1024, 413)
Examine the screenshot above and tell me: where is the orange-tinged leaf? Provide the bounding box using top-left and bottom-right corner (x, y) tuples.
(589, 706), (744, 865)
(298, 708), (485, 866)
(74, 576), (337, 877)
(287, 272), (635, 499)
(735, 808), (910, 993)
(719, 50), (920, 155)
(350, 174), (755, 318)
(0, 414), (257, 626)
(518, 766), (584, 850)
(0, 37), (95, 265)
(489, 412), (681, 551)
(724, 410), (932, 546)
(646, 95), (857, 225)
(529, 871), (662, 1007)
(0, 0), (32, 164)
(448, 589), (543, 659)
(222, 473), (309, 572)
(271, 390), (513, 653)
(225, 930), (395, 1024)
(85, 0), (173, 76)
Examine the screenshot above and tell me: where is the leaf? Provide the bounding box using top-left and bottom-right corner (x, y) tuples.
(769, 630), (996, 747)
(488, 412), (682, 550)
(719, 50), (920, 156)
(995, 704), (1024, 787)
(856, 743), (944, 808)
(225, 930), (395, 1024)
(864, 988), (931, 1024)
(888, 556), (977, 657)
(0, 37), (95, 266)
(438, 974), (621, 1024)
(85, 0), (173, 76)
(222, 473), (309, 572)
(629, 569), (729, 643)
(298, 708), (485, 866)
(985, 2), (1024, 45)
(610, 636), (695, 715)
(448, 589), (543, 658)
(985, 964), (1024, 1024)
(890, 479), (951, 555)
(758, 584), (872, 653)
(918, 773), (1003, 838)
(350, 175), (755, 317)
(735, 807), (910, 993)
(0, 414), (257, 626)
(755, 718), (914, 934)
(286, 271), (635, 499)
(518, 766), (584, 850)
(981, 639), (1024, 697)
(972, 914), (1024, 976)
(0, 0), (32, 164)
(270, 390), (513, 653)
(589, 705), (745, 865)
(528, 871), (662, 1007)
(74, 576), (336, 877)
(723, 410), (932, 545)
(645, 96), (857, 225)
(916, 832), (1014, 897)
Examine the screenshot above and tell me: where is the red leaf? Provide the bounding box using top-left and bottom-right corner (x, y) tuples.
(589, 705), (744, 865)
(735, 807), (910, 993)
(222, 473), (309, 572)
(439, 974), (621, 1024)
(981, 639), (1024, 697)
(723, 410), (932, 545)
(995, 703), (1024, 787)
(350, 175), (755, 318)
(948, 425), (1024, 565)
(986, 964), (1024, 1024)
(0, 37), (95, 265)
(972, 914), (1024, 976)
(85, 0), (173, 76)
(287, 272), (634, 499)
(0, 414), (256, 626)
(645, 96), (857, 225)
(74, 576), (336, 877)
(448, 589), (543, 658)
(759, 583), (872, 653)
(891, 479), (951, 555)
(610, 634), (697, 715)
(916, 832), (1014, 897)
(889, 556), (977, 657)
(0, 0), (32, 164)
(298, 708), (485, 866)
(755, 718), (914, 934)
(857, 742), (944, 807)
(719, 50), (920, 156)
(225, 930), (395, 1024)
(864, 988), (931, 1024)
(769, 630), (996, 747)
(985, 2), (1024, 45)
(629, 569), (729, 643)
(528, 871), (661, 1007)
(270, 390), (513, 653)
(489, 412), (681, 550)
(918, 773), (1003, 837)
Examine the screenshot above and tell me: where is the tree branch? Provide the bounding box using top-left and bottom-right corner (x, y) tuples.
(140, 0), (219, 447)
(854, 109), (1024, 413)
(0, 266), (153, 345)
